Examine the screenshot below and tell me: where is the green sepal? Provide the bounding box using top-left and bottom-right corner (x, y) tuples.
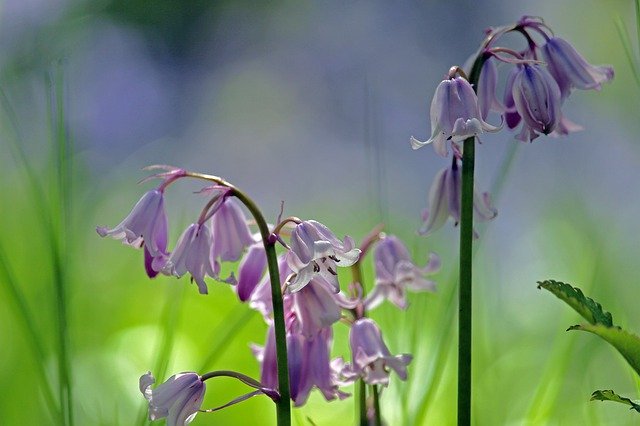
(591, 389), (640, 413)
(537, 280), (613, 326)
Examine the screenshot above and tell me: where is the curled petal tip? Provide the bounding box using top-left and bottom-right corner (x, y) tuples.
(409, 136), (428, 150)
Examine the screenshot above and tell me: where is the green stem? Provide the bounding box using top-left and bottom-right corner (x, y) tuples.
(185, 172), (291, 425)
(236, 192), (291, 426)
(371, 385), (382, 426)
(457, 135), (475, 426)
(358, 380), (367, 426)
(351, 260), (369, 426)
(350, 226), (385, 426)
(456, 52), (488, 426)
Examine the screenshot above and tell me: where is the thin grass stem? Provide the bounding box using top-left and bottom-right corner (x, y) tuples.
(46, 65), (74, 426)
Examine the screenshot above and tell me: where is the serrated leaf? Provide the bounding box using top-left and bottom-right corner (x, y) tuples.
(569, 324), (640, 376)
(591, 389), (640, 413)
(537, 280), (613, 326)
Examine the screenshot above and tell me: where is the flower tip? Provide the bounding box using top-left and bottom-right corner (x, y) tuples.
(139, 371), (155, 395)
(96, 226), (108, 237)
(409, 136), (428, 150)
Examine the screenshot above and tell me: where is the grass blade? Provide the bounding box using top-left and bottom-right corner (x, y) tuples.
(46, 64), (73, 426)
(614, 15), (640, 88)
(0, 78), (70, 423)
(0, 242), (61, 422)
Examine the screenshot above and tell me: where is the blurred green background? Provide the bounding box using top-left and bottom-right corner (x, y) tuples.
(1, 0), (639, 424)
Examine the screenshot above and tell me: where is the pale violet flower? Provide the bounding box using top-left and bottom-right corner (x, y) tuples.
(411, 76), (501, 157)
(292, 276), (359, 338)
(139, 371), (205, 426)
(97, 189), (168, 277)
(211, 198), (255, 262)
(340, 318), (412, 386)
(254, 326), (348, 407)
(507, 64), (562, 142)
(285, 220), (361, 293)
(420, 159), (497, 236)
(476, 57), (504, 120)
(249, 254), (292, 320)
(364, 235), (439, 310)
(161, 222), (220, 294)
(236, 242), (267, 302)
(542, 36), (614, 99)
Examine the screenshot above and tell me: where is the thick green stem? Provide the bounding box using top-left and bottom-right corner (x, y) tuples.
(227, 191), (291, 426)
(456, 52), (487, 426)
(351, 261), (369, 426)
(457, 135), (475, 426)
(358, 380), (367, 426)
(371, 385), (382, 426)
(184, 172), (291, 425)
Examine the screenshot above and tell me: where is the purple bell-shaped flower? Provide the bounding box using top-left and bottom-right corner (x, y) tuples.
(411, 76), (501, 156)
(139, 371), (205, 426)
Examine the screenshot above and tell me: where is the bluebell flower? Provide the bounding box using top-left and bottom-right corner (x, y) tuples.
(411, 76), (501, 156)
(140, 371), (205, 426)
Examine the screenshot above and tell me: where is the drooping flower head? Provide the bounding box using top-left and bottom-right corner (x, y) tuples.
(254, 326), (349, 407)
(364, 235), (440, 310)
(140, 371), (205, 426)
(411, 76), (501, 156)
(508, 64), (562, 142)
(161, 222), (220, 294)
(420, 159), (497, 236)
(339, 318), (412, 386)
(542, 36), (614, 99)
(97, 189), (168, 277)
(285, 220), (361, 293)
(292, 275), (359, 337)
(211, 198), (255, 263)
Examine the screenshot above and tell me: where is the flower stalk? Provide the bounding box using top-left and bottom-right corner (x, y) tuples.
(350, 259), (369, 426)
(185, 172), (291, 425)
(371, 385), (382, 426)
(349, 226), (385, 426)
(457, 53), (487, 426)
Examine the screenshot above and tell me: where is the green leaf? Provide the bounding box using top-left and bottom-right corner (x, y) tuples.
(537, 280), (613, 326)
(591, 389), (640, 413)
(569, 324), (640, 376)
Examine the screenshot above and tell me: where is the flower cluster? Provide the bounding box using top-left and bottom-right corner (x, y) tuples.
(412, 16), (612, 235)
(97, 170), (254, 294)
(241, 224), (439, 404)
(412, 16), (613, 155)
(99, 168), (438, 424)
(97, 14), (615, 426)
